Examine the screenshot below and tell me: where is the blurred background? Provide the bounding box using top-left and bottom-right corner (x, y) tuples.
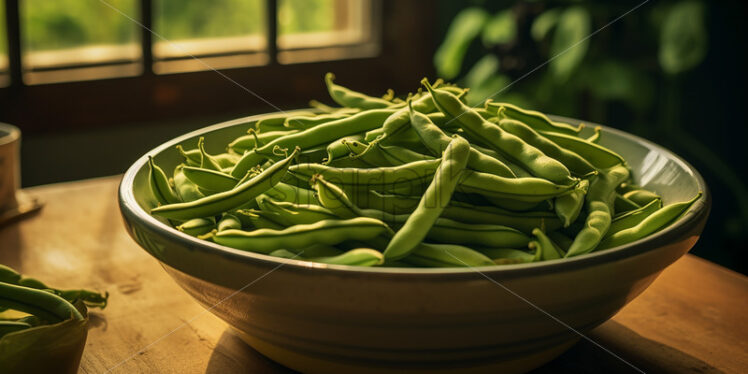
(0, 0), (745, 273)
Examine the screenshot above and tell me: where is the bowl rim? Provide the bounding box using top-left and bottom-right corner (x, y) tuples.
(119, 111), (710, 278)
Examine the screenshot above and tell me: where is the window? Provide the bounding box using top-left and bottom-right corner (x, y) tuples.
(2, 0), (380, 84)
(1, 1), (434, 132)
(20, 0), (141, 84)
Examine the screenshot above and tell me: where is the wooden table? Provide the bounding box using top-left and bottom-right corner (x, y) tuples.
(1, 176), (746, 373)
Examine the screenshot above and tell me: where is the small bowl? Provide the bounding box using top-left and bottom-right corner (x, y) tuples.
(119, 112), (709, 374)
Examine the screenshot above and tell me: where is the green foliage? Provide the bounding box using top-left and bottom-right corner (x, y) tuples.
(482, 10), (517, 47)
(659, 1), (708, 74)
(434, 7), (488, 80)
(549, 6), (590, 83)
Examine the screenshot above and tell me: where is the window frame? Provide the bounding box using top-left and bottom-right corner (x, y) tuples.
(0, 0), (436, 133)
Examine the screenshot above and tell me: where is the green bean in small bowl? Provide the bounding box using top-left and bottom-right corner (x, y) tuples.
(119, 74), (709, 374)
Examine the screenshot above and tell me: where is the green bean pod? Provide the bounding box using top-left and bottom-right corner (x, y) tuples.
(228, 130), (298, 154)
(148, 156), (180, 205)
(214, 217), (389, 253)
(554, 179), (589, 227)
(600, 192), (701, 249)
(197, 137), (223, 171)
(284, 111), (356, 130)
(384, 137), (470, 261)
(531, 228), (564, 261)
(152, 147), (299, 220)
(458, 170), (577, 202)
(257, 197), (338, 225)
(218, 213), (243, 232)
(177, 217), (216, 237)
(182, 166), (239, 192)
(290, 159), (441, 196)
(422, 79), (576, 185)
(0, 282), (83, 323)
(614, 193), (641, 213)
(235, 209), (285, 230)
(403, 243), (494, 267)
(325, 73), (394, 109)
(176, 144), (201, 166)
(0, 265), (22, 284)
(540, 131), (627, 170)
(375, 142), (435, 165)
(608, 198), (662, 234)
(586, 126), (602, 143)
(566, 165), (630, 257)
(421, 218), (530, 248)
(310, 248), (384, 267)
(408, 103), (516, 178)
(498, 118), (596, 176)
(263, 182), (320, 205)
(172, 165), (205, 203)
(476, 248), (535, 264)
(326, 135), (364, 164)
(231, 108), (397, 177)
(623, 189), (661, 206)
(486, 100), (583, 135)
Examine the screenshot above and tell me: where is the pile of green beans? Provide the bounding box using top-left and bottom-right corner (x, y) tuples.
(147, 74), (702, 267)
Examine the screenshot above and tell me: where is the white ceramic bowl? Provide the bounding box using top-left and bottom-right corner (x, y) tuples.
(119, 112), (709, 373)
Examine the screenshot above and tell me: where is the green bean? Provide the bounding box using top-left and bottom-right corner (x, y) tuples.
(290, 159), (441, 196)
(555, 179), (589, 227)
(0, 265), (22, 284)
(228, 130), (298, 154)
(614, 193), (641, 213)
(421, 218), (530, 248)
(152, 147), (299, 220)
(258, 197), (337, 225)
(0, 320), (32, 337)
(608, 198), (662, 234)
(351, 190), (420, 215)
(231, 108), (397, 177)
(422, 79), (575, 185)
(214, 217), (389, 253)
(600, 192), (702, 249)
(476, 248), (535, 264)
(540, 131), (627, 169)
(408, 102), (516, 178)
(308, 100), (339, 113)
(235, 209), (285, 230)
(254, 111), (316, 133)
(486, 100), (583, 135)
(326, 135), (363, 164)
(310, 248), (384, 267)
(0, 282), (83, 322)
(379, 93), (438, 139)
(284, 111), (357, 130)
(148, 156), (180, 205)
(216, 213), (242, 232)
(182, 166), (239, 192)
(196, 137), (223, 171)
(384, 137), (470, 260)
(458, 170), (577, 202)
(566, 165), (630, 257)
(547, 231), (574, 252)
(176, 144), (201, 166)
(498, 118), (596, 176)
(177, 217), (216, 237)
(325, 73), (394, 109)
(403, 243), (494, 267)
(375, 142), (435, 165)
(623, 189), (661, 206)
(263, 182), (320, 205)
(310, 174), (362, 219)
(531, 228), (564, 261)
(346, 140), (396, 167)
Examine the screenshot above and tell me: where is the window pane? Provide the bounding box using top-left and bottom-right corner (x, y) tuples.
(21, 0), (141, 72)
(153, 0), (267, 73)
(278, 0), (374, 50)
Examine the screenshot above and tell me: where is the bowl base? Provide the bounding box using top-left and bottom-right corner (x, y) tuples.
(232, 328), (577, 374)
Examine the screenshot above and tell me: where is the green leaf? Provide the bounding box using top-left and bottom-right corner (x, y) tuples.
(482, 9), (517, 47)
(659, 1), (707, 75)
(466, 75), (512, 106)
(434, 7), (489, 80)
(578, 60), (654, 111)
(531, 8), (561, 41)
(549, 6), (591, 83)
(463, 55), (500, 89)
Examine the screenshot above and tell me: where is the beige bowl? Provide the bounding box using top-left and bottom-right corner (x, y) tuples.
(119, 113), (709, 373)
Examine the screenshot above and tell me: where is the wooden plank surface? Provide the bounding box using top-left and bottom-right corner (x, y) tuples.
(0, 176), (745, 373)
